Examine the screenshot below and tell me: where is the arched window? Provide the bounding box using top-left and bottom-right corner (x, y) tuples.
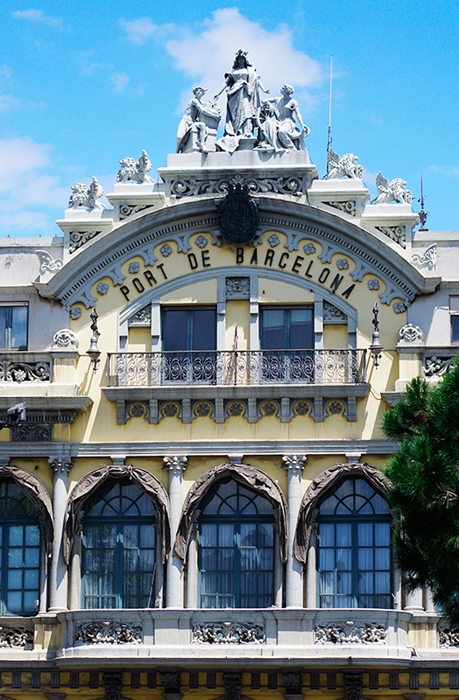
(317, 477), (392, 609)
(199, 479), (274, 608)
(82, 481), (157, 609)
(0, 481), (40, 615)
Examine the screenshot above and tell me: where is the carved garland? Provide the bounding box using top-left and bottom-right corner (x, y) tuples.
(75, 621), (142, 644)
(192, 622), (264, 644)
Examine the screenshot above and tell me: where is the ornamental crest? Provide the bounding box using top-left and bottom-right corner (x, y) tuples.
(217, 183), (259, 245)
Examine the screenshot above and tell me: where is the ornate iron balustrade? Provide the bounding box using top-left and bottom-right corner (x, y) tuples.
(107, 349), (367, 387)
(0, 353), (52, 383)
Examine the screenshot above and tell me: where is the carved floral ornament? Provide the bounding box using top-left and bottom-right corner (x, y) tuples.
(398, 323), (424, 344)
(192, 621), (264, 644)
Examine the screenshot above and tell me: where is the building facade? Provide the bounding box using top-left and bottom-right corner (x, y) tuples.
(0, 60), (459, 700)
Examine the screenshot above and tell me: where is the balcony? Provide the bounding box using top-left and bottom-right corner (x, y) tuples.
(103, 350), (370, 425)
(10, 608), (444, 664)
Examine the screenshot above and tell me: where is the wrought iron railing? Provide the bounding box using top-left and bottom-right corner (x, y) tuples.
(107, 349), (367, 387)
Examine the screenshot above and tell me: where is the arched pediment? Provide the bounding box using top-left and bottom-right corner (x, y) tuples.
(35, 197), (438, 313)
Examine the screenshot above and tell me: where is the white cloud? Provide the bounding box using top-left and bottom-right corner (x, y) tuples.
(111, 72), (130, 94)
(119, 17), (159, 45)
(427, 164), (459, 178)
(165, 8), (323, 99)
(0, 138), (69, 236)
(12, 9), (64, 29)
(0, 94), (21, 112)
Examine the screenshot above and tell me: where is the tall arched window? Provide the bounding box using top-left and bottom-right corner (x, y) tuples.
(82, 481), (156, 609)
(317, 477), (392, 609)
(0, 481), (40, 615)
(199, 479), (274, 608)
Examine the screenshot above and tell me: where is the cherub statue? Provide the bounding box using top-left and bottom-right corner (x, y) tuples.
(325, 149), (364, 179)
(68, 176), (105, 210)
(117, 150), (155, 184)
(373, 172), (413, 204)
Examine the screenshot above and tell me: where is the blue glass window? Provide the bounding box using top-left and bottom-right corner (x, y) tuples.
(260, 307), (314, 382)
(317, 478), (392, 609)
(199, 480), (274, 608)
(162, 307), (217, 383)
(0, 306), (28, 350)
(0, 481), (40, 615)
(82, 482), (156, 609)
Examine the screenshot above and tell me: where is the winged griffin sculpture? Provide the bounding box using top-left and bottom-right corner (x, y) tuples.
(373, 172), (413, 204)
(325, 149), (363, 179)
(117, 150), (155, 184)
(68, 176), (105, 210)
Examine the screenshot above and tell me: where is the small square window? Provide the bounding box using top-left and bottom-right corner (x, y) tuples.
(0, 306), (28, 350)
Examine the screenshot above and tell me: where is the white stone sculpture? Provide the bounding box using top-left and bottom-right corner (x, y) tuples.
(117, 150), (155, 184)
(261, 85), (310, 151)
(398, 323), (424, 344)
(176, 87), (221, 154)
(213, 49), (269, 151)
(373, 172), (413, 204)
(325, 149), (364, 179)
(68, 176), (105, 210)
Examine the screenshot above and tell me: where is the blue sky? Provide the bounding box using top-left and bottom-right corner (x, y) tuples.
(1, 0), (458, 236)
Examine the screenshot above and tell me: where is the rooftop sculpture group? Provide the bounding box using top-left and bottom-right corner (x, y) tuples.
(66, 50), (413, 211)
(176, 49), (310, 155)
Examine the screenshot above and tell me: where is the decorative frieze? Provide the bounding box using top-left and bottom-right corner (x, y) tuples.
(323, 301), (347, 322)
(35, 250), (64, 274)
(225, 277), (250, 299)
(411, 243), (437, 271)
(0, 360), (50, 383)
(170, 173), (308, 199)
(11, 424), (53, 442)
(315, 621), (387, 644)
(322, 200), (356, 216)
(69, 229), (102, 254)
(192, 622), (264, 644)
(424, 355), (453, 377)
(375, 225), (406, 248)
(119, 203), (153, 220)
(75, 621), (142, 644)
(0, 625), (33, 649)
(128, 306), (151, 326)
(439, 626), (459, 647)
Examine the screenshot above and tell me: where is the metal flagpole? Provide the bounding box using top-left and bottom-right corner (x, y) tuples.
(326, 56), (333, 176)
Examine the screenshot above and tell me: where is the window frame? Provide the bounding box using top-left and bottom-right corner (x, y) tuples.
(0, 304), (28, 351)
(81, 481), (158, 610)
(450, 296), (459, 344)
(259, 305), (314, 351)
(197, 480), (275, 609)
(316, 477), (393, 610)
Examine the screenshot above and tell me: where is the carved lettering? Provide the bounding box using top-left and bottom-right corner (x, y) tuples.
(329, 273), (343, 293)
(318, 268), (330, 284)
(342, 284), (356, 299)
(305, 260), (314, 278)
(250, 248), (258, 265)
(291, 255), (304, 273)
(157, 263), (168, 279)
(120, 286), (130, 301)
(264, 249), (275, 266)
(236, 248), (244, 264)
(132, 278), (145, 293)
(202, 250), (211, 268)
(278, 252), (289, 269)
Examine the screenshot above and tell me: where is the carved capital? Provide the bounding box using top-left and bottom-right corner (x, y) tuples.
(283, 672), (302, 693)
(103, 673), (122, 700)
(223, 673), (242, 700)
(282, 454), (307, 474)
(49, 456), (72, 474)
(163, 456), (188, 476)
(344, 673), (363, 700)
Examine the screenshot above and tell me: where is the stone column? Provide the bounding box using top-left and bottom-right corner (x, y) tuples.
(306, 530), (317, 608)
(186, 520), (198, 609)
(282, 455), (307, 607)
(404, 587), (424, 613)
(49, 456), (72, 612)
(163, 456), (187, 608)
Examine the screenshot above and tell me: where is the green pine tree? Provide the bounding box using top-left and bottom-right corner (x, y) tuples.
(383, 359), (459, 624)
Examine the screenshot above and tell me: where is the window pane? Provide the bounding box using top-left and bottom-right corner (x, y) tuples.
(261, 309), (285, 349)
(163, 310), (188, 351)
(0, 308), (6, 348)
(193, 309), (216, 351)
(289, 308), (313, 348)
(11, 307), (28, 348)
(452, 315), (459, 343)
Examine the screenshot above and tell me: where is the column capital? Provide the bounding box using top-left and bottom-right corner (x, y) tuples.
(49, 456), (72, 474)
(163, 455), (188, 476)
(282, 454), (307, 474)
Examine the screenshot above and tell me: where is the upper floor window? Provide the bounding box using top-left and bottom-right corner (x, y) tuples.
(317, 477), (392, 609)
(0, 305), (28, 350)
(162, 307), (216, 352)
(82, 481), (156, 609)
(260, 307), (313, 350)
(450, 296), (459, 343)
(199, 479), (274, 608)
(0, 481), (40, 615)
